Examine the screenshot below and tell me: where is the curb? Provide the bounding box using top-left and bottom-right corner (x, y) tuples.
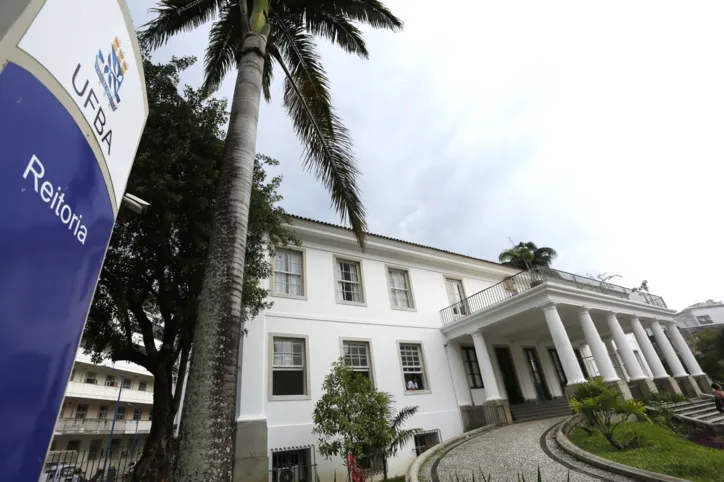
(406, 424), (496, 482)
(555, 415), (692, 482)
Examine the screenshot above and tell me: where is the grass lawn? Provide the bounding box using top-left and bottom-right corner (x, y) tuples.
(569, 422), (724, 482)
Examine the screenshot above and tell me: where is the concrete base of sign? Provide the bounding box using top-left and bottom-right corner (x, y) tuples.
(694, 373), (714, 393)
(234, 419), (269, 482)
(654, 376), (682, 395)
(675, 375), (702, 398)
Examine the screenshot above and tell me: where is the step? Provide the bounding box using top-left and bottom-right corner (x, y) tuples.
(703, 414), (724, 424)
(676, 406), (720, 418)
(700, 411), (724, 421)
(672, 400), (713, 411)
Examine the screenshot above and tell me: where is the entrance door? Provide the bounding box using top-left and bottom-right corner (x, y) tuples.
(574, 348), (590, 379)
(494, 347), (524, 404)
(445, 278), (468, 316)
(548, 348), (567, 394)
(523, 348), (551, 400)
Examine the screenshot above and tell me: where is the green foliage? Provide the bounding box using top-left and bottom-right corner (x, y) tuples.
(312, 360), (420, 465)
(570, 378), (649, 450)
(569, 422), (724, 482)
(632, 280), (649, 292)
(443, 466), (564, 481)
(693, 329), (724, 383)
(643, 391), (689, 431)
(82, 55), (294, 477)
(498, 242), (557, 269)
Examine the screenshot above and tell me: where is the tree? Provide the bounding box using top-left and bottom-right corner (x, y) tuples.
(498, 242), (558, 269)
(82, 55), (294, 481)
(141, 3), (403, 478)
(632, 280), (649, 292)
(694, 329), (724, 383)
(313, 360), (420, 480)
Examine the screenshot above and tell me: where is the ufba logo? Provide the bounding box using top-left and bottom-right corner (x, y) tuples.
(94, 36), (129, 111)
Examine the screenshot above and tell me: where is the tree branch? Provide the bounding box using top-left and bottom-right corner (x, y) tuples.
(111, 344), (153, 373)
(128, 293), (159, 361)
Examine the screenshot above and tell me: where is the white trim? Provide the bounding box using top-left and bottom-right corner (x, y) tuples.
(268, 332), (312, 401)
(332, 254), (367, 306)
(265, 310), (440, 329)
(396, 340), (432, 395)
(270, 246), (308, 300)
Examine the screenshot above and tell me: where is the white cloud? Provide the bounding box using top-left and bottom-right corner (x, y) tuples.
(128, 1), (724, 310)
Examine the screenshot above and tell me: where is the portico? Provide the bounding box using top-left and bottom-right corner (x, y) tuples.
(441, 268), (708, 424)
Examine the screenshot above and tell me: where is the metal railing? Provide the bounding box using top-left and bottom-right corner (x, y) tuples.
(42, 445), (140, 481)
(440, 267), (667, 325)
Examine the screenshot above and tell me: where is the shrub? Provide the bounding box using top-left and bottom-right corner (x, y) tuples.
(570, 378), (649, 450)
(643, 390), (689, 431)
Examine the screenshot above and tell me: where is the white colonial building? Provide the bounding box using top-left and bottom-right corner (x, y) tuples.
(236, 217), (711, 482)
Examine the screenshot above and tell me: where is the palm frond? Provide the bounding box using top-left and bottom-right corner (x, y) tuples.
(201, 1), (243, 96)
(141, 0), (224, 50)
(262, 43), (277, 102)
(305, 13), (369, 58)
(272, 17), (366, 246)
(391, 405), (419, 430)
(284, 0), (403, 32)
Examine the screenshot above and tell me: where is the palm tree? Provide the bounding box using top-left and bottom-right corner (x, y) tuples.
(498, 242), (558, 269)
(381, 405), (421, 480)
(141, 1), (402, 479)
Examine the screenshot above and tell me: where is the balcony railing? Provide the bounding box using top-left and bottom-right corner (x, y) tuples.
(440, 267), (667, 325)
(55, 417), (152, 434)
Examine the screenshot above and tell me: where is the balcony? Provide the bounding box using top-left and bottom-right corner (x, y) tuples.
(65, 380), (154, 404)
(55, 417), (152, 435)
(440, 267), (667, 325)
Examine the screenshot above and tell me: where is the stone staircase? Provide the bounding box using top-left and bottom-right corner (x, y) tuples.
(509, 397), (573, 423)
(672, 396), (724, 426)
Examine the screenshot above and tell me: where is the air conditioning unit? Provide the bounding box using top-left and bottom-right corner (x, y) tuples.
(275, 465), (300, 482)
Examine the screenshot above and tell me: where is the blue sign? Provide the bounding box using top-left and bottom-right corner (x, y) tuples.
(0, 62), (115, 481)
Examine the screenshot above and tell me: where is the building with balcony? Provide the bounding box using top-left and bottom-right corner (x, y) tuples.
(675, 299), (724, 345)
(236, 217), (713, 481)
(49, 347), (155, 464)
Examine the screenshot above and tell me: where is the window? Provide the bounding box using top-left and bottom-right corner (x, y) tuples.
(633, 350), (650, 377)
(357, 445), (384, 474)
(414, 430), (441, 456)
(461, 347), (483, 389)
(445, 278), (467, 316)
(85, 372), (97, 384)
(50, 441), (57, 451)
(70, 368), (76, 382)
(343, 341), (373, 383)
(97, 405), (108, 419)
(335, 258), (364, 304)
(399, 343), (428, 392)
(89, 439), (102, 460)
(273, 249), (304, 297)
(66, 440), (81, 452)
(133, 409), (142, 421)
(697, 315), (714, 325)
(387, 267), (414, 309)
(138, 381), (147, 392)
(116, 407), (126, 420)
(271, 447), (313, 482)
(271, 337), (308, 397)
(110, 439), (121, 456)
(104, 375), (116, 387)
(123, 378), (132, 389)
(75, 404), (88, 420)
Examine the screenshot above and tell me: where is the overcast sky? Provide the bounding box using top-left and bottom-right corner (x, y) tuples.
(127, 1), (724, 312)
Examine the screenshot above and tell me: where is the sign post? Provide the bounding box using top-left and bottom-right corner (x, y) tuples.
(0, 1), (147, 480)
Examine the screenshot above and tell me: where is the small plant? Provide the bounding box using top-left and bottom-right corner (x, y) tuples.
(446, 466), (566, 481)
(570, 378), (649, 450)
(643, 391), (689, 431)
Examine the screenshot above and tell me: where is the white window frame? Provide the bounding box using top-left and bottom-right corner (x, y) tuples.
(396, 340), (431, 395)
(444, 276), (468, 316)
(268, 333), (311, 401)
(385, 265), (416, 311)
(333, 255), (366, 306)
(104, 375), (116, 387)
(116, 407), (126, 420)
(697, 315), (714, 325)
(340, 338), (376, 386)
(123, 378), (132, 389)
(75, 404), (89, 420)
(138, 381), (147, 392)
(97, 405), (108, 420)
(85, 372), (97, 385)
(271, 247), (307, 300)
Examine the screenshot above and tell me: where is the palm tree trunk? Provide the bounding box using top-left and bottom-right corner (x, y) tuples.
(174, 32), (267, 482)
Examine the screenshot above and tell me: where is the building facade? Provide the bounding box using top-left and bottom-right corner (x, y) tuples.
(45, 347), (155, 479)
(236, 217), (711, 482)
(675, 300), (724, 346)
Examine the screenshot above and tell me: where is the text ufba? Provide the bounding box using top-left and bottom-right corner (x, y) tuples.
(23, 155), (88, 245)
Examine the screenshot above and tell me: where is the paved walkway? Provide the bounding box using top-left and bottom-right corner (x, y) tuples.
(421, 417), (637, 482)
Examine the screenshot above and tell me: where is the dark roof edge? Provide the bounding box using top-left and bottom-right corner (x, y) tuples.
(289, 215), (515, 271)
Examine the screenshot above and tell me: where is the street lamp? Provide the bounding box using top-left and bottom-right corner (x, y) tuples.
(101, 365), (124, 482)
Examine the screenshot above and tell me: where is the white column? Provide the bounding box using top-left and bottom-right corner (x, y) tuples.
(666, 324), (705, 376)
(650, 320), (687, 378)
(606, 311), (647, 381)
(542, 302), (586, 384)
(605, 338), (629, 381)
(471, 331), (503, 401)
(630, 316), (668, 379)
(578, 307), (619, 381)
